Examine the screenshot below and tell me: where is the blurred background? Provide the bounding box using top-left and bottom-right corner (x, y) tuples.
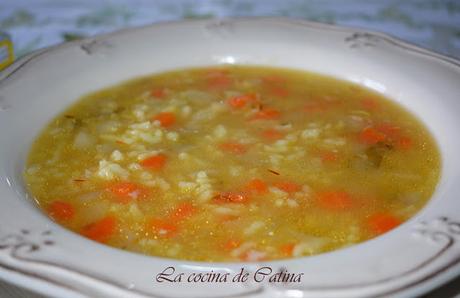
(1, 0), (460, 59)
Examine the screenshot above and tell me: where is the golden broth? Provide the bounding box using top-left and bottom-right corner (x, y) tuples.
(24, 66), (440, 262)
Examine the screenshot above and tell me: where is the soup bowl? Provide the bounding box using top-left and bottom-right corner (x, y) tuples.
(1, 18), (460, 298)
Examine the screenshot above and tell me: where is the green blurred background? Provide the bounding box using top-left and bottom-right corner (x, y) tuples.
(1, 0), (460, 58)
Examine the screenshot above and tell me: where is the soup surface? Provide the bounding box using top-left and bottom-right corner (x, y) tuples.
(25, 66), (440, 262)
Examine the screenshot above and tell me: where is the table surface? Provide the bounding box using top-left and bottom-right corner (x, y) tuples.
(1, 1), (460, 297)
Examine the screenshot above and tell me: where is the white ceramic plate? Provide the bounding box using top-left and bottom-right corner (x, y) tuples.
(1, 18), (460, 298)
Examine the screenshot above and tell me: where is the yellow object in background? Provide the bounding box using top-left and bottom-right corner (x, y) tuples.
(0, 32), (14, 71)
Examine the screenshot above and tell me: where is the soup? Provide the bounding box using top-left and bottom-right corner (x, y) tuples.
(24, 66), (440, 262)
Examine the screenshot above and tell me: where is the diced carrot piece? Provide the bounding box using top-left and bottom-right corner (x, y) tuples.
(106, 182), (147, 204)
(321, 151), (338, 163)
(303, 102), (323, 113)
(262, 74), (288, 96)
(219, 214), (240, 222)
(151, 88), (166, 99)
(153, 112), (176, 128)
(206, 70), (231, 89)
(219, 142), (248, 154)
(304, 100), (341, 113)
(48, 201), (75, 221)
(317, 191), (354, 210)
(223, 239), (241, 251)
(169, 202), (197, 221)
(107, 182), (137, 197)
(280, 243), (296, 257)
(227, 93), (257, 109)
(239, 249), (267, 262)
(81, 216), (117, 243)
(373, 123), (412, 149)
(227, 97), (246, 109)
(245, 178), (268, 194)
(269, 86), (289, 97)
(209, 76), (230, 88)
(367, 213), (402, 235)
(206, 69), (227, 76)
(397, 136), (413, 150)
(250, 108), (280, 120)
(375, 123), (401, 138)
(262, 75), (286, 84)
(361, 98), (379, 111)
(273, 181), (301, 194)
(140, 154), (167, 170)
(213, 192), (250, 204)
(148, 218), (178, 238)
(261, 128), (284, 141)
(359, 127), (386, 144)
